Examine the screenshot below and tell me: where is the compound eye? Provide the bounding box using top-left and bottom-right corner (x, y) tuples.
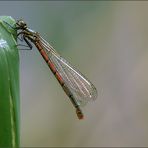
(17, 19), (27, 28)
(20, 20), (26, 25)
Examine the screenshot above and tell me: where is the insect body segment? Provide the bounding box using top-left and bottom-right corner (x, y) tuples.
(15, 19), (97, 119)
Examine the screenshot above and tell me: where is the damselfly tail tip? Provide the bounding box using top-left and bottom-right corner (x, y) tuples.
(76, 108), (84, 120)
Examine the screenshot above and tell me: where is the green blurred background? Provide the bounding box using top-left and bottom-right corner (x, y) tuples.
(0, 1), (148, 147)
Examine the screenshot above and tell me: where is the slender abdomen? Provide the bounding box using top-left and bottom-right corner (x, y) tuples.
(34, 41), (84, 119)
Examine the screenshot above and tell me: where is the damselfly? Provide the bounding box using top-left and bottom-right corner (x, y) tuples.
(8, 20), (98, 119)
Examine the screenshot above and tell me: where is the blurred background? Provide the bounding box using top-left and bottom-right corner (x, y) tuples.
(0, 1), (148, 147)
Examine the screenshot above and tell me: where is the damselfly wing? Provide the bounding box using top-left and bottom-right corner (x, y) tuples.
(38, 35), (98, 107)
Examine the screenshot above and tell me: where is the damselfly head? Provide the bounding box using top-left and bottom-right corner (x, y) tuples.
(16, 19), (27, 29)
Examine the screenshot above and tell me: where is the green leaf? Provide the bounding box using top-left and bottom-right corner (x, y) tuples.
(0, 16), (19, 147)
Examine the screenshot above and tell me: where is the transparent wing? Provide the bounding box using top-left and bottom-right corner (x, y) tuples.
(39, 36), (98, 107)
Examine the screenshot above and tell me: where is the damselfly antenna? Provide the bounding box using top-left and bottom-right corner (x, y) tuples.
(15, 19), (98, 119)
